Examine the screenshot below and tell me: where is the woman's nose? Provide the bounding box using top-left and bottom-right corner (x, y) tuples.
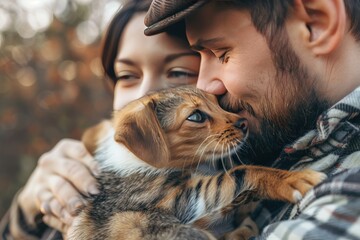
(139, 75), (162, 96)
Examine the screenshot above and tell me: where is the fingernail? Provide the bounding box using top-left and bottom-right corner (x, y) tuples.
(88, 184), (100, 195)
(61, 209), (74, 224)
(84, 155), (100, 177)
(40, 202), (50, 214)
(92, 165), (101, 177)
(75, 146), (87, 157)
(69, 198), (84, 215)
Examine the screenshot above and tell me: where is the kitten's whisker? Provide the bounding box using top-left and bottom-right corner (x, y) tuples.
(181, 156), (188, 173)
(194, 137), (219, 174)
(211, 136), (223, 172)
(226, 144), (233, 170)
(237, 138), (255, 161)
(227, 144), (234, 169)
(232, 141), (246, 165)
(191, 133), (221, 167)
(220, 143), (230, 177)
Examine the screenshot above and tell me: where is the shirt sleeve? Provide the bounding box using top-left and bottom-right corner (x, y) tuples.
(0, 190), (47, 240)
(257, 168), (360, 240)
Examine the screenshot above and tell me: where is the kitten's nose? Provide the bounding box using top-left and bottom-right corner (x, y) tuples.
(234, 118), (248, 134)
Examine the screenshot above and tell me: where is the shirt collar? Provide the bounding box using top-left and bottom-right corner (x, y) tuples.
(273, 86), (360, 169)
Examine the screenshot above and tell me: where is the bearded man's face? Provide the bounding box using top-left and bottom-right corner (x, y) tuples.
(186, 1), (328, 165)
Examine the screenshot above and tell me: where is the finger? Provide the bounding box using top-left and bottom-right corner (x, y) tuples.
(39, 156), (99, 197)
(43, 214), (68, 234)
(36, 190), (53, 215)
(48, 198), (64, 219)
(47, 174), (88, 215)
(55, 139), (100, 176)
(44, 198), (74, 225)
(61, 208), (75, 225)
(59, 157), (100, 196)
(46, 199), (74, 224)
(66, 197), (87, 216)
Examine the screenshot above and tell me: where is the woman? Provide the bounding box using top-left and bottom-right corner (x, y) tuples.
(0, 0), (200, 239)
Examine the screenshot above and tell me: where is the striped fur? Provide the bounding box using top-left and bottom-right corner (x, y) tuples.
(68, 86), (326, 240)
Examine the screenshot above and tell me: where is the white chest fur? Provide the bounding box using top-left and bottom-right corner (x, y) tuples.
(94, 127), (159, 176)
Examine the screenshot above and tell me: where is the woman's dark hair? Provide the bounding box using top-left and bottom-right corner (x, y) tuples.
(101, 0), (188, 85)
(101, 0), (151, 84)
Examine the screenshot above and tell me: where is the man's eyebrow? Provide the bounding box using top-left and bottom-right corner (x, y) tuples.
(164, 52), (200, 63)
(190, 37), (225, 51)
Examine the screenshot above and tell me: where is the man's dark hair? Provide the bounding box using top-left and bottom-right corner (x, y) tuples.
(233, 0), (360, 41)
(344, 0), (360, 41)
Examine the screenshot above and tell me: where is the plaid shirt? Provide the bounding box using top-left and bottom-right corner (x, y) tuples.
(250, 87), (360, 239)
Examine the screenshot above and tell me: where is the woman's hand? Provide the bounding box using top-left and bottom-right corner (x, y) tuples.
(17, 139), (100, 234)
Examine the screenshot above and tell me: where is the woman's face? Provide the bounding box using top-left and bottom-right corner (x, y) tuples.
(113, 13), (200, 110)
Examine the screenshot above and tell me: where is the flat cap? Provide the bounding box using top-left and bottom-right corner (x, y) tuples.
(144, 0), (208, 36)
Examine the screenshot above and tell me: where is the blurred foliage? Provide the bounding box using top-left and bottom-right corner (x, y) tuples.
(0, 0), (122, 216)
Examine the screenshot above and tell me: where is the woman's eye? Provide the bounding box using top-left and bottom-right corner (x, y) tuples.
(114, 71), (141, 88)
(186, 110), (207, 123)
(166, 69), (198, 87)
(114, 69), (140, 81)
(168, 69), (198, 79)
(115, 74), (138, 81)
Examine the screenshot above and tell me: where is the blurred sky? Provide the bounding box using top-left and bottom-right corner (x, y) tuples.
(0, 0), (123, 216)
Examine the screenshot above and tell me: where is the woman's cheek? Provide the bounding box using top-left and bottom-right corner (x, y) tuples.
(113, 89), (135, 110)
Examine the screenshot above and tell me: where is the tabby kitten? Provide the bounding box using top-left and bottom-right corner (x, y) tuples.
(68, 86), (326, 240)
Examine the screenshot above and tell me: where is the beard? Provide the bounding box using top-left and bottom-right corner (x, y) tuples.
(240, 90), (328, 166)
(219, 30), (329, 166)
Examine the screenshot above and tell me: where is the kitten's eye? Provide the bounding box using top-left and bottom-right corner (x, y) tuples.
(186, 110), (207, 123)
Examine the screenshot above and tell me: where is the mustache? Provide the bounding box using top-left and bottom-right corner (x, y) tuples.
(218, 94), (256, 117)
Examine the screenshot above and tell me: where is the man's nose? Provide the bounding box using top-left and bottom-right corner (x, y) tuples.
(196, 60), (227, 95)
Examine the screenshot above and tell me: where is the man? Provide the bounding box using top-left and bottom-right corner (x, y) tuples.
(145, 0), (360, 239)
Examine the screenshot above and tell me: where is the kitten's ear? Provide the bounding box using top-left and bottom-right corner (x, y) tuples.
(82, 120), (113, 155)
(113, 98), (170, 168)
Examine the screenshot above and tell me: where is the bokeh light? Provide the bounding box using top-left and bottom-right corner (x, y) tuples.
(76, 20), (100, 45)
(27, 8), (53, 32)
(0, 33), (3, 49)
(101, 1), (122, 30)
(0, 8), (11, 31)
(0, 0), (122, 217)
(58, 60), (77, 81)
(16, 67), (37, 87)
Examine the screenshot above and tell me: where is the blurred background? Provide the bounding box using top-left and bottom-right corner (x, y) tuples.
(0, 0), (123, 216)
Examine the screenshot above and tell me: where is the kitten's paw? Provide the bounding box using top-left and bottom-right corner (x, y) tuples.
(281, 169), (327, 203)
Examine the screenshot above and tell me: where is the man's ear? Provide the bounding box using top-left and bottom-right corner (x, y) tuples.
(294, 0), (346, 56)
(113, 98), (171, 168)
